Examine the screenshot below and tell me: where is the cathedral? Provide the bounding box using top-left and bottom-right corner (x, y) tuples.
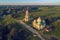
(32, 17), (45, 30)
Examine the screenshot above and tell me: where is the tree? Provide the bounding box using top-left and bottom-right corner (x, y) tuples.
(2, 14), (17, 26)
(51, 20), (60, 27)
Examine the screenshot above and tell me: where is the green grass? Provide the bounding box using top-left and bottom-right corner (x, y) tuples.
(31, 11), (60, 18)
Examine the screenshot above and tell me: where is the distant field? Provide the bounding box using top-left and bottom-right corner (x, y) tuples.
(30, 7), (60, 18)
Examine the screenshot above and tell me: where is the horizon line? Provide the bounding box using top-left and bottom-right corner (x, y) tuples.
(0, 2), (60, 5)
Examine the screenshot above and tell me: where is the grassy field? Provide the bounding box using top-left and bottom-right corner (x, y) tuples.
(31, 11), (60, 18)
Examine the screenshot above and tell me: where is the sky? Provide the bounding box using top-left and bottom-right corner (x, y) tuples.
(0, 0), (60, 5)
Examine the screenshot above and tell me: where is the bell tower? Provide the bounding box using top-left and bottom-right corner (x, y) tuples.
(24, 8), (30, 22)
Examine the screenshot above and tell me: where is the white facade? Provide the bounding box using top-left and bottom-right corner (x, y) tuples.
(32, 17), (45, 30)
